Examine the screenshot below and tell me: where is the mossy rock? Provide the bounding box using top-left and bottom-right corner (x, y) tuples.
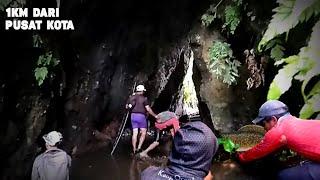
(222, 133), (263, 152)
(221, 125), (265, 152)
(237, 125), (266, 135)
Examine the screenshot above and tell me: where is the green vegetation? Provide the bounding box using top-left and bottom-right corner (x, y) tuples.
(259, 0), (320, 119)
(201, 0), (243, 34)
(223, 5), (241, 34)
(32, 34), (59, 86)
(218, 137), (239, 153)
(183, 85), (193, 105)
(34, 52), (59, 86)
(208, 41), (241, 86)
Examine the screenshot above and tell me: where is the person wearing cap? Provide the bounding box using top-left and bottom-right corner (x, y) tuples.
(141, 121), (218, 180)
(139, 111), (180, 158)
(237, 100), (320, 180)
(32, 131), (71, 180)
(126, 84), (158, 154)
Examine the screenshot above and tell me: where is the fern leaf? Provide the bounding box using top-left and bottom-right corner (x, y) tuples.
(267, 56), (300, 100)
(258, 0), (316, 51)
(271, 44), (285, 60)
(299, 94), (320, 118)
(34, 67), (48, 86)
(307, 81), (320, 99)
(299, 0), (320, 22)
(294, 20), (320, 98)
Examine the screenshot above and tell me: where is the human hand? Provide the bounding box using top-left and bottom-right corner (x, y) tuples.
(126, 104), (133, 109)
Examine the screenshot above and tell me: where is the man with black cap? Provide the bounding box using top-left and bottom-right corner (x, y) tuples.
(237, 100), (320, 180)
(141, 119), (218, 180)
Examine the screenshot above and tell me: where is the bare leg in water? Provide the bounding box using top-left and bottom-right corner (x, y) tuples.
(139, 141), (160, 158)
(137, 128), (147, 151)
(132, 128), (138, 153)
(139, 129), (162, 157)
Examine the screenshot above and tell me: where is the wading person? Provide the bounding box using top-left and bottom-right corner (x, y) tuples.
(139, 111), (180, 158)
(126, 84), (157, 154)
(237, 100), (320, 180)
(141, 120), (218, 180)
(32, 131), (71, 180)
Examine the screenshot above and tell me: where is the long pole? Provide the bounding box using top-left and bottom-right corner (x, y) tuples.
(110, 82), (136, 155)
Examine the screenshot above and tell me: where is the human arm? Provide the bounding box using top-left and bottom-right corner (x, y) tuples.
(145, 105), (158, 118)
(31, 157), (40, 180)
(67, 154), (72, 168)
(126, 95), (135, 109)
(238, 128), (285, 163)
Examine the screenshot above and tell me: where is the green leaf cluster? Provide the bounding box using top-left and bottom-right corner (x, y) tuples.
(201, 14), (216, 27)
(201, 3), (219, 27)
(208, 41), (241, 86)
(263, 0), (320, 119)
(223, 5), (241, 34)
(183, 85), (192, 105)
(34, 52), (59, 86)
(201, 0), (243, 34)
(258, 0), (319, 50)
(218, 137), (240, 153)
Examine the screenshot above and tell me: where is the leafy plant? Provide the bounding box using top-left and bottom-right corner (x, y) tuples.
(34, 52), (59, 86)
(223, 5), (241, 34)
(201, 0), (243, 34)
(201, 14), (216, 27)
(201, 2), (222, 27)
(261, 0), (320, 119)
(208, 41), (241, 86)
(183, 85), (192, 105)
(258, 0), (319, 50)
(218, 137), (239, 153)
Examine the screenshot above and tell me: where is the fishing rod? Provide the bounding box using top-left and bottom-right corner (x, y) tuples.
(110, 82), (137, 155)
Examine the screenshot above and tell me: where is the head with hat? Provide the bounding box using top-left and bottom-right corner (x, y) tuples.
(167, 121), (218, 179)
(135, 84), (146, 95)
(253, 100), (290, 131)
(43, 131), (63, 148)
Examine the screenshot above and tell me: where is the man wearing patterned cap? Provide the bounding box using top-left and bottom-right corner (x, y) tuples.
(237, 100), (320, 180)
(139, 111), (180, 158)
(32, 131), (71, 180)
(141, 120), (218, 180)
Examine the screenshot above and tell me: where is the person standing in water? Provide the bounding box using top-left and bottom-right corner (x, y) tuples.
(126, 84), (158, 154)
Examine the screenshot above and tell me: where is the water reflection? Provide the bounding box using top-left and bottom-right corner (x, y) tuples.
(71, 148), (274, 180)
